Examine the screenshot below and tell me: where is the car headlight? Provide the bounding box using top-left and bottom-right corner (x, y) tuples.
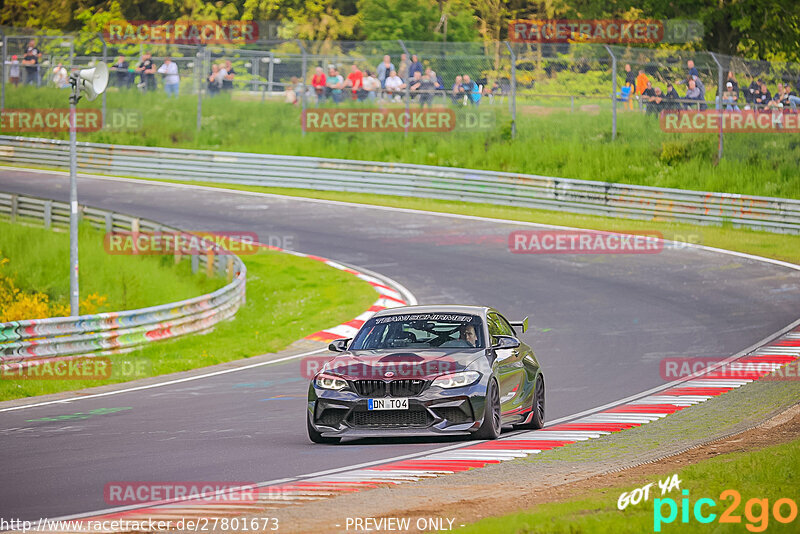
(431, 370), (481, 389)
(314, 372), (348, 391)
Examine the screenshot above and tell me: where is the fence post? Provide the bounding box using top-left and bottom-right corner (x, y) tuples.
(504, 42), (516, 139)
(44, 200), (52, 229)
(1, 30), (6, 118)
(709, 52), (724, 162)
(399, 40), (411, 138)
(98, 33), (107, 128)
(10, 194), (17, 222)
(268, 51), (274, 93)
(191, 254), (199, 274)
(297, 40), (308, 137)
(105, 212), (113, 234)
(604, 45), (617, 140)
(196, 45), (203, 131)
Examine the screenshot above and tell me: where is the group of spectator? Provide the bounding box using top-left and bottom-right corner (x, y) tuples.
(306, 53), (494, 107)
(109, 53), (183, 97)
(621, 59), (800, 116)
(6, 39), (44, 86)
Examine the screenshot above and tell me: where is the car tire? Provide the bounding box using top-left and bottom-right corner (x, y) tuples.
(474, 379), (501, 440)
(515, 374), (545, 430)
(307, 415), (340, 444)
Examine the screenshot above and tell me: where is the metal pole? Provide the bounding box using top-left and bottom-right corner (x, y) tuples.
(196, 45), (203, 131)
(99, 33), (107, 128)
(398, 40), (410, 138)
(1, 31), (6, 118)
(297, 40), (308, 137)
(69, 84), (80, 316)
(268, 52), (274, 93)
(505, 41), (516, 139)
(604, 45), (617, 140)
(709, 52), (724, 161)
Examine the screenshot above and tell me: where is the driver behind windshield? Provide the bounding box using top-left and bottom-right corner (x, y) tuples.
(460, 324), (478, 347)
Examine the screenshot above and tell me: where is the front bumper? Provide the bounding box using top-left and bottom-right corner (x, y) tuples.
(308, 381), (489, 438)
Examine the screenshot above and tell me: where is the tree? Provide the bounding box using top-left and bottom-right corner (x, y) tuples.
(359, 0), (478, 42)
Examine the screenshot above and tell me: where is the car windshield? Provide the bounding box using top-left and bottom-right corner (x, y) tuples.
(349, 313), (485, 350)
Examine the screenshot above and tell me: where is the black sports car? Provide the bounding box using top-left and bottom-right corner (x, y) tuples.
(307, 305), (545, 443)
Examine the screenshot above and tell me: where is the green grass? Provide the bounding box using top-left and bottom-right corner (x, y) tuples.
(110, 178), (800, 266)
(0, 219), (222, 314)
(0, 247), (378, 400)
(454, 438), (800, 533)
(0, 220), (378, 400)
(3, 85), (800, 199)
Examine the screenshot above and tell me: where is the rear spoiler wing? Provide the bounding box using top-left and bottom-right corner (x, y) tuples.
(509, 317), (528, 333)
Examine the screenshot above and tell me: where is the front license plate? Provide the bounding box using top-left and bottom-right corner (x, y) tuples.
(368, 398), (409, 410)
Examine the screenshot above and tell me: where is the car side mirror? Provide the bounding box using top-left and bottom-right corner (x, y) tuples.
(328, 338), (351, 352)
(491, 335), (520, 350)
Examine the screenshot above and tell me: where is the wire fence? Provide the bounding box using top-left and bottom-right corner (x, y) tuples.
(1, 29), (799, 155)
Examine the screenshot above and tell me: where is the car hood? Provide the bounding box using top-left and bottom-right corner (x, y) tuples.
(322, 349), (485, 380)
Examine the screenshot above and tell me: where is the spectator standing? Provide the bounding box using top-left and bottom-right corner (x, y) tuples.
(22, 40), (41, 86)
(722, 82), (740, 110)
(362, 70), (379, 100)
(416, 73), (435, 108)
(623, 64), (636, 87)
(754, 82), (771, 109)
(376, 55), (394, 89)
(9, 55), (21, 86)
(745, 76), (760, 107)
(687, 59), (699, 78)
(345, 63), (363, 100)
(136, 52), (157, 91)
(664, 83), (680, 110)
(311, 66), (326, 102)
(111, 56), (130, 88)
(397, 54), (409, 81)
(223, 60), (235, 91)
(384, 69), (404, 101)
(641, 81), (656, 112)
(51, 63), (69, 88)
(452, 75), (464, 105)
(462, 75), (481, 106)
(684, 79), (703, 109)
(327, 67), (344, 103)
(158, 57), (180, 98)
(649, 87), (665, 114)
(408, 55), (423, 79)
(726, 72), (739, 97)
(635, 70), (649, 96)
(408, 71), (422, 100)
(207, 64), (224, 96)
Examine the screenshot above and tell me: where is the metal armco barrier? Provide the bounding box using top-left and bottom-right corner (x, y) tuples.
(1, 135), (799, 233)
(0, 191), (247, 365)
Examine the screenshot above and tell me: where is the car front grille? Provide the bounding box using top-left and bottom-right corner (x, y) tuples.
(352, 380), (387, 397)
(348, 407), (431, 428)
(351, 379), (426, 397)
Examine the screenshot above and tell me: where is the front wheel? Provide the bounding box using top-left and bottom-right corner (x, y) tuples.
(474, 379), (501, 440)
(307, 415), (340, 444)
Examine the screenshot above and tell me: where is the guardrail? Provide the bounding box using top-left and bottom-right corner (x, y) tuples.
(1, 135), (799, 233)
(0, 191), (247, 366)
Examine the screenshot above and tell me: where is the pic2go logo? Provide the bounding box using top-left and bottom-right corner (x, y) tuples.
(654, 489), (798, 532)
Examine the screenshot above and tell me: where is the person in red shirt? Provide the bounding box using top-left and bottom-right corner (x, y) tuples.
(345, 63), (363, 99)
(311, 66), (326, 102)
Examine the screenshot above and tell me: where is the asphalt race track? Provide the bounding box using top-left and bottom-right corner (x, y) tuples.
(2, 168), (800, 521)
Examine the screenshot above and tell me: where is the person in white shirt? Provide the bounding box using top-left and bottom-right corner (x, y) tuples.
(362, 71), (380, 100)
(52, 63), (69, 88)
(157, 57), (180, 97)
(384, 70), (405, 101)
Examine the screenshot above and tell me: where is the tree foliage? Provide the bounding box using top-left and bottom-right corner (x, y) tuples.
(0, 0), (797, 61)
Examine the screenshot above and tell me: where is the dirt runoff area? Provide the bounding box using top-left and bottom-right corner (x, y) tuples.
(267, 398), (800, 534)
